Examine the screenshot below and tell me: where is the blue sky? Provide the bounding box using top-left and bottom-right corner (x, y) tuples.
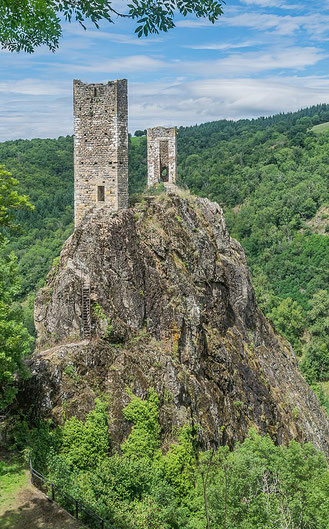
(1, 0), (329, 141)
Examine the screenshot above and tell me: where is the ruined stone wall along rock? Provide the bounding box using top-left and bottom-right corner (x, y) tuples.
(147, 127), (177, 187)
(73, 79), (129, 227)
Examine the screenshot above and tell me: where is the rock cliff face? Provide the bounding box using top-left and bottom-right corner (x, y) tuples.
(27, 191), (329, 453)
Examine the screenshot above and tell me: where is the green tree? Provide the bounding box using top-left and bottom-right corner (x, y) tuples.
(0, 166), (32, 238)
(301, 290), (329, 382)
(0, 251), (33, 409)
(0, 167), (33, 410)
(121, 388), (161, 460)
(38, 410), (329, 529)
(269, 297), (305, 354)
(60, 399), (110, 470)
(134, 130), (147, 137)
(1, 0), (224, 53)
(207, 430), (329, 529)
(160, 425), (197, 497)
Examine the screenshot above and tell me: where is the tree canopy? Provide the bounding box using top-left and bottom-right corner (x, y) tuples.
(0, 165), (32, 239)
(23, 393), (329, 529)
(0, 0), (224, 53)
(0, 167), (33, 410)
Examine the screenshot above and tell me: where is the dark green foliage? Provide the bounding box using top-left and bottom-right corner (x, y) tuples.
(300, 290), (329, 383)
(0, 0), (129, 52)
(1, 0), (224, 53)
(160, 425), (198, 497)
(60, 399), (110, 470)
(128, 134), (147, 195)
(121, 388), (161, 460)
(0, 167), (33, 410)
(28, 392), (329, 529)
(0, 165), (32, 238)
(268, 298), (305, 354)
(312, 383), (329, 414)
(206, 431), (329, 529)
(134, 130), (147, 137)
(0, 136), (74, 297)
(12, 417), (62, 471)
(131, 0), (223, 38)
(0, 249), (33, 409)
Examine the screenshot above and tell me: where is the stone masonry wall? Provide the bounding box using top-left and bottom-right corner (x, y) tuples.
(147, 127), (177, 187)
(73, 79), (128, 226)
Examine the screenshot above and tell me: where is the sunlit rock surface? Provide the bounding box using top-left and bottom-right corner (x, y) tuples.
(24, 192), (329, 453)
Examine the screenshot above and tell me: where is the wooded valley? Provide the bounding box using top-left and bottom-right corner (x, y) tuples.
(1, 103), (329, 407)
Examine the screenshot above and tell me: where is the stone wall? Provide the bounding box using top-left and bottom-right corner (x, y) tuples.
(147, 127), (177, 187)
(73, 79), (128, 227)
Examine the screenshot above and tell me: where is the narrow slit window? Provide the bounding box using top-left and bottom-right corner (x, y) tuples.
(97, 186), (105, 202)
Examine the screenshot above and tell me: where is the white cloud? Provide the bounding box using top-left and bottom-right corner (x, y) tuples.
(179, 46), (325, 76)
(0, 96), (72, 141)
(48, 45), (325, 79)
(184, 40), (258, 50)
(176, 20), (217, 28)
(50, 55), (166, 74)
(3, 75), (329, 141)
(0, 79), (70, 96)
(2, 2), (329, 141)
(239, 0), (300, 9)
(64, 26), (155, 46)
(129, 76), (329, 130)
(178, 12), (329, 38)
(226, 12), (329, 37)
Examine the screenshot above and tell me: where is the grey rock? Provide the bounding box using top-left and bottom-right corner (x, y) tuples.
(24, 191), (329, 453)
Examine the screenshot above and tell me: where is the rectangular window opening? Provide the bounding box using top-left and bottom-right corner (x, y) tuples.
(97, 186), (105, 202)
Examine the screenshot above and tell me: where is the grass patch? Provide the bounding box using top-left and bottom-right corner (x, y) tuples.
(0, 453), (28, 513)
(311, 122), (329, 134)
(0, 452), (85, 528)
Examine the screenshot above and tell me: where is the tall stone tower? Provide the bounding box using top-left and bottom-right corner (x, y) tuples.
(147, 127), (177, 187)
(73, 79), (128, 226)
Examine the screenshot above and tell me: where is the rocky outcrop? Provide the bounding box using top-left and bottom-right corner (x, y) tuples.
(26, 191), (329, 453)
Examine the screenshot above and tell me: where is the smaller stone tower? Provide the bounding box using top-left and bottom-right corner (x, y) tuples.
(147, 127), (177, 187)
(73, 79), (128, 227)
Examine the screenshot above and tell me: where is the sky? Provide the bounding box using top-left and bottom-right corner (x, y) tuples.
(1, 0), (329, 141)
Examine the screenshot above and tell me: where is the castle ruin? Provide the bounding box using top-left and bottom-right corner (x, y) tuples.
(73, 79), (178, 227)
(73, 79), (128, 226)
(147, 127), (177, 187)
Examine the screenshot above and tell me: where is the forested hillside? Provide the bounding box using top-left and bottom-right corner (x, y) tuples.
(0, 136), (74, 296)
(1, 103), (329, 404)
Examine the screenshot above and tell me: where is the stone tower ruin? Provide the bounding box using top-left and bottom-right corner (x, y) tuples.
(73, 79), (128, 226)
(147, 127), (177, 187)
